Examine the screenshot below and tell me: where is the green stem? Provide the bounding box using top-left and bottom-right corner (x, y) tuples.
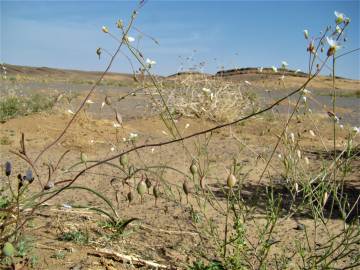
(223, 188), (231, 259)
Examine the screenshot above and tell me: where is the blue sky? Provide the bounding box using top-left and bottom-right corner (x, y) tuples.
(1, 0), (359, 79)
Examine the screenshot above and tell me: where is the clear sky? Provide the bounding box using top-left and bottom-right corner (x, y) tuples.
(1, 0), (359, 79)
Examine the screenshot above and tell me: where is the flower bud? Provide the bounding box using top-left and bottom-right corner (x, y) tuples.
(116, 19), (123, 29)
(120, 154), (128, 167)
(137, 180), (147, 196)
(303, 29), (309, 40)
(105, 96), (111, 105)
(190, 162), (198, 176)
(96, 48), (101, 59)
(80, 152), (87, 164)
(227, 173), (237, 188)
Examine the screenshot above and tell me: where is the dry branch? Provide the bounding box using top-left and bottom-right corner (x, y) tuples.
(88, 248), (173, 269)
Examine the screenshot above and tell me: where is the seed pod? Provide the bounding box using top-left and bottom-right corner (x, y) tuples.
(105, 96), (111, 106)
(200, 176), (206, 189)
(128, 165), (135, 176)
(145, 176), (152, 194)
(227, 173), (237, 188)
(153, 184), (160, 198)
(183, 181), (191, 204)
(190, 162), (198, 176)
(5, 161), (12, 176)
(80, 152), (87, 165)
(2, 242), (15, 257)
(137, 180), (147, 196)
(153, 184), (160, 206)
(120, 154), (128, 167)
(182, 181), (190, 195)
(127, 191), (133, 205)
(115, 111), (123, 127)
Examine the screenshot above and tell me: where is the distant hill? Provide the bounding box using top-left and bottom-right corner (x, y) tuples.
(2, 64), (359, 91)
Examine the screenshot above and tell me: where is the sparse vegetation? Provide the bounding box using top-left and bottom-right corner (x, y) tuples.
(1, 2), (359, 269)
(0, 94), (56, 122)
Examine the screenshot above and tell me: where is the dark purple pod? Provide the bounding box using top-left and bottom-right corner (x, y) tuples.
(44, 182), (54, 190)
(5, 161), (12, 176)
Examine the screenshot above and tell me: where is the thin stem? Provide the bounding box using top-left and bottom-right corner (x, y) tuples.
(223, 188), (231, 259)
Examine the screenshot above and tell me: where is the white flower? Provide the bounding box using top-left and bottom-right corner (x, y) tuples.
(129, 133), (138, 139)
(62, 204), (72, 209)
(101, 101), (106, 110)
(304, 157), (310, 165)
(335, 25), (341, 33)
(89, 139), (95, 144)
(271, 66), (278, 73)
(309, 130), (316, 137)
(162, 130), (168, 135)
(210, 93), (214, 100)
(303, 29), (309, 39)
(326, 37), (341, 56)
(352, 127), (359, 134)
(122, 137), (127, 142)
(113, 122), (121, 128)
(185, 123), (190, 129)
(302, 96), (307, 102)
(297, 150), (301, 159)
(295, 69), (301, 74)
(146, 58), (156, 66)
(323, 192), (329, 206)
(290, 132), (295, 143)
(295, 182), (299, 193)
(126, 36), (135, 42)
(303, 89), (311, 94)
(334, 11), (345, 24)
(86, 99), (94, 104)
(67, 109), (75, 115)
(202, 87), (211, 93)
(277, 154), (282, 159)
(281, 61), (288, 68)
(339, 124), (344, 129)
(308, 108), (312, 113)
(151, 148), (155, 153)
(110, 146), (115, 152)
(258, 67), (263, 72)
(102, 26), (109, 33)
(244, 80), (252, 85)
